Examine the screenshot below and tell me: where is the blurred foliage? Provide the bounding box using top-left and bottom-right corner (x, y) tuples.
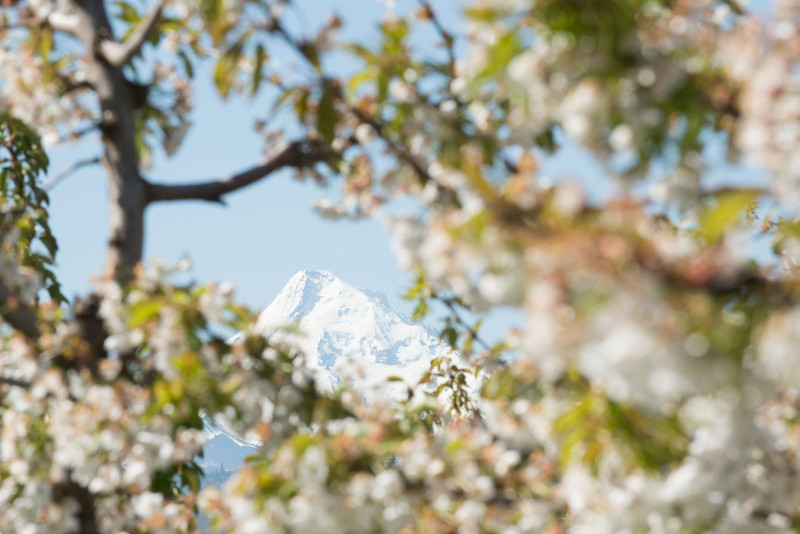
(0, 113), (63, 303)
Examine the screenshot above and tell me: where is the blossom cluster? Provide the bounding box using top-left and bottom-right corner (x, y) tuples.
(0, 28), (95, 146)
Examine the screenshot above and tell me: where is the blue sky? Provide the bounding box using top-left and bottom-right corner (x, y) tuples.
(43, 0), (529, 345)
(46, 0), (415, 314)
(42, 1), (604, 321)
(42, 0), (773, 341)
(42, 0), (530, 349)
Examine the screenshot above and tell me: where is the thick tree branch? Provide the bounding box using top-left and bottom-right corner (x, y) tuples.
(147, 140), (328, 204)
(99, 0), (166, 67)
(0, 279), (40, 340)
(55, 477), (100, 534)
(24, 6), (81, 35)
(0, 376), (32, 389)
(45, 12), (81, 34)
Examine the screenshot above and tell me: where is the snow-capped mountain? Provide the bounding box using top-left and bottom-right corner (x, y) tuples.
(255, 269), (448, 389)
(199, 270), (448, 472)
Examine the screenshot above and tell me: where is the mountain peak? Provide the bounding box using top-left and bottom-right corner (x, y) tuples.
(257, 270), (342, 324)
(289, 269), (338, 285)
(282, 269), (338, 298)
(255, 270), (449, 374)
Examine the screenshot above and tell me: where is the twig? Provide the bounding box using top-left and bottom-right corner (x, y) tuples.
(43, 156), (101, 191)
(350, 107), (433, 183)
(440, 296), (492, 353)
(417, 0), (457, 76)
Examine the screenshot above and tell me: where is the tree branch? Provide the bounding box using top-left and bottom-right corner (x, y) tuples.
(99, 0), (166, 67)
(417, 0), (457, 76)
(54, 477), (100, 534)
(147, 140), (328, 204)
(0, 279), (40, 340)
(23, 6), (81, 35)
(351, 108), (432, 183)
(57, 72), (94, 95)
(0, 376), (32, 389)
(43, 156), (101, 191)
(45, 12), (81, 34)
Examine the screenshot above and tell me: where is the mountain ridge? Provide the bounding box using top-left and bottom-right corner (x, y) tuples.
(254, 269), (447, 383)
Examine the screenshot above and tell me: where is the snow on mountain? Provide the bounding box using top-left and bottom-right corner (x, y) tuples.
(199, 270), (449, 472)
(200, 416), (258, 472)
(255, 269), (448, 390)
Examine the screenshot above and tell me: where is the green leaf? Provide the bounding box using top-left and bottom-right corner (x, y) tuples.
(214, 42), (244, 99)
(273, 86), (298, 110)
(129, 300), (164, 327)
(180, 464), (201, 493)
(317, 84), (337, 144)
(412, 300), (429, 321)
(178, 49), (195, 78)
(381, 19), (409, 53)
(478, 31), (521, 80)
(298, 42), (321, 71)
(115, 1), (141, 23)
(294, 88), (310, 121)
(440, 326), (458, 349)
(464, 6), (509, 22)
(159, 17), (183, 33)
(250, 44), (267, 98)
(347, 68), (376, 94)
(700, 190), (758, 243)
(39, 28), (53, 61)
(343, 43), (377, 63)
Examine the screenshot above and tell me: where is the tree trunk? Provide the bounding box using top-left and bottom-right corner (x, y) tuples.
(74, 0), (147, 284)
(101, 130), (147, 283)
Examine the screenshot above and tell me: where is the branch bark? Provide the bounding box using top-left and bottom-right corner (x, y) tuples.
(99, 0), (167, 67)
(0, 279), (40, 340)
(26, 6), (81, 34)
(54, 478), (100, 534)
(45, 12), (81, 34)
(70, 0), (149, 283)
(0, 376), (32, 389)
(147, 140), (328, 204)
